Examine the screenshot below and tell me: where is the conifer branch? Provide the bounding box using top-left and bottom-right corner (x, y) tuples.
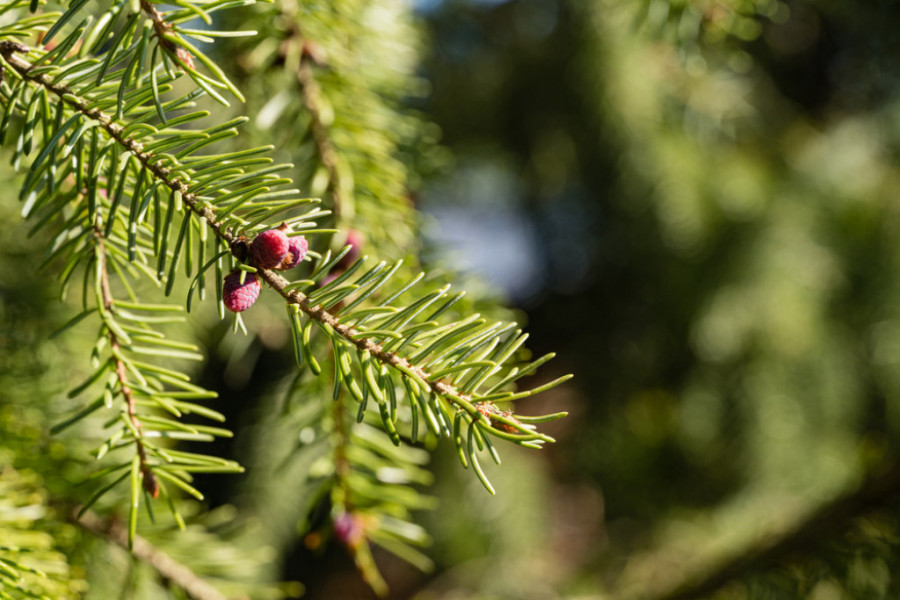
(252, 4), (424, 258)
(294, 42), (345, 222)
(332, 392), (351, 485)
(0, 40), (232, 242)
(329, 399), (386, 596)
(76, 510), (230, 600)
(0, 462), (79, 598)
(94, 227), (159, 499)
(630, 463), (900, 600)
(137, 0), (198, 75)
(1, 0), (570, 592)
(138, 0), (169, 42)
(3, 15), (566, 586)
(257, 267), (492, 422)
(1, 39), (557, 439)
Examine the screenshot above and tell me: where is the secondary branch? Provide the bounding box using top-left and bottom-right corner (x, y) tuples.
(76, 510), (230, 600)
(295, 48), (346, 222)
(94, 228), (158, 497)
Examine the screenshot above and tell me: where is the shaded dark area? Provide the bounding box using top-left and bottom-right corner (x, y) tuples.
(423, 0), (742, 519)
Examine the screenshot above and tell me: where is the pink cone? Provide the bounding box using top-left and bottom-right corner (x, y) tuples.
(223, 270), (261, 312)
(277, 235), (309, 270)
(334, 512), (365, 548)
(250, 228), (289, 269)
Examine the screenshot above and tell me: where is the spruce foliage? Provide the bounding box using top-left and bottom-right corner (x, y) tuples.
(0, 0), (568, 596)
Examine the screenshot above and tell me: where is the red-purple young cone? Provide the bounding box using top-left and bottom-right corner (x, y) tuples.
(277, 235), (309, 270)
(333, 512), (365, 548)
(250, 228), (289, 269)
(335, 230), (363, 271)
(223, 270), (261, 312)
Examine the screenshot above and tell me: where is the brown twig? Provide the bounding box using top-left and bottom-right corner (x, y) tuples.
(296, 55), (345, 222)
(76, 510), (232, 600)
(139, 0), (170, 39)
(139, 0), (195, 69)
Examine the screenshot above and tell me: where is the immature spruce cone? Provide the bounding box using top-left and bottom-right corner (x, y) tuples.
(333, 512), (365, 548)
(223, 270), (261, 312)
(250, 228), (289, 269)
(277, 235), (309, 270)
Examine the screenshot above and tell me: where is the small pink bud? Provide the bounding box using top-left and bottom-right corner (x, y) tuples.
(223, 270), (261, 312)
(334, 230), (363, 272)
(277, 235), (309, 270)
(250, 228), (290, 269)
(334, 512), (365, 548)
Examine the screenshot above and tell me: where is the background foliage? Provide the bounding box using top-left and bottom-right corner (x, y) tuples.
(6, 0), (900, 599)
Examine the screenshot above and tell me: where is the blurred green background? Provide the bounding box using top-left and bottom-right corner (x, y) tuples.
(406, 0), (900, 598)
(9, 0), (900, 598)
